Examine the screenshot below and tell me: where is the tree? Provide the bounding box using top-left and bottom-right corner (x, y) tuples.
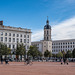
(65, 50), (72, 58)
(56, 52), (63, 58)
(49, 51), (52, 58)
(44, 50), (52, 61)
(16, 43), (26, 61)
(0, 43), (3, 56)
(38, 51), (42, 57)
(27, 45), (40, 59)
(0, 42), (11, 59)
(44, 50), (50, 57)
(52, 54), (56, 58)
(3, 45), (11, 55)
(72, 48), (75, 58)
(0, 43), (3, 59)
(61, 50), (66, 58)
(0, 43), (11, 55)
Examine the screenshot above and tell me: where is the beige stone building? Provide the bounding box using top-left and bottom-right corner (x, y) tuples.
(0, 21), (31, 54)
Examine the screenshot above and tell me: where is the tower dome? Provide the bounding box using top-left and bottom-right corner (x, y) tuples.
(44, 17), (51, 29)
(44, 24), (51, 29)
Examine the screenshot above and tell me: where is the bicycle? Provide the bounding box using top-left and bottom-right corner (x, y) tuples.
(24, 60), (33, 65)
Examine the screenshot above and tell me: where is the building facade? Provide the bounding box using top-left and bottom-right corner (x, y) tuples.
(52, 39), (75, 54)
(32, 19), (75, 54)
(0, 21), (31, 53)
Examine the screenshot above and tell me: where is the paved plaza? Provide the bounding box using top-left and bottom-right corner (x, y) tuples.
(0, 62), (75, 75)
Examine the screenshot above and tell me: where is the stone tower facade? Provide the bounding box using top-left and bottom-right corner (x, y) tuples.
(44, 18), (51, 41)
(31, 17), (52, 55)
(42, 17), (52, 54)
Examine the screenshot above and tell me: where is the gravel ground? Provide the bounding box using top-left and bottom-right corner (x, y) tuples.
(0, 62), (75, 75)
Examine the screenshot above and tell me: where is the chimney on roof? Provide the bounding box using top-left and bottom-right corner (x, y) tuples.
(0, 21), (3, 25)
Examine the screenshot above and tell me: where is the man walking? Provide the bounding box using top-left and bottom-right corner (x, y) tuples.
(1, 56), (3, 64)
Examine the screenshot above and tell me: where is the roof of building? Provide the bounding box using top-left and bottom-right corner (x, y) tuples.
(0, 21), (31, 33)
(44, 18), (51, 29)
(44, 24), (51, 29)
(52, 39), (75, 42)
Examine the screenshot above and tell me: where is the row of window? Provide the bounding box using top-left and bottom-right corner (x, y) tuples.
(8, 44), (29, 49)
(52, 45), (75, 48)
(52, 49), (73, 52)
(0, 37), (29, 43)
(52, 42), (75, 45)
(44, 41), (51, 44)
(0, 32), (29, 38)
(32, 44), (39, 46)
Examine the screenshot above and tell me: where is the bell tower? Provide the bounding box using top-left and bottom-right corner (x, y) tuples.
(44, 16), (51, 41)
(42, 16), (52, 55)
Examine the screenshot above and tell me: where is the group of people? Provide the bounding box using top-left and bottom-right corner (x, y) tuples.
(61, 58), (69, 65)
(0, 57), (9, 64)
(1, 56), (69, 65)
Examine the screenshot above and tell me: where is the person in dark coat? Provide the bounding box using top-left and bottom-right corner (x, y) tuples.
(1, 56), (3, 64)
(63, 58), (66, 64)
(5, 57), (9, 64)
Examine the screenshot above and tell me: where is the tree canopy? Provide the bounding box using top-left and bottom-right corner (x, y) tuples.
(44, 50), (51, 57)
(0, 42), (11, 55)
(72, 48), (75, 58)
(16, 43), (26, 55)
(27, 45), (42, 59)
(52, 54), (56, 58)
(65, 50), (72, 58)
(61, 50), (66, 58)
(56, 52), (63, 58)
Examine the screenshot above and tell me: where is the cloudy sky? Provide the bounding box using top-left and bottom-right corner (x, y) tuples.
(0, 0), (75, 41)
(32, 16), (75, 41)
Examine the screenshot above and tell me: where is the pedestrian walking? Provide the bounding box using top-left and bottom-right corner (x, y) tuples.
(66, 58), (69, 65)
(5, 57), (9, 64)
(61, 58), (63, 65)
(1, 56), (3, 64)
(26, 57), (30, 64)
(24, 57), (33, 65)
(63, 58), (66, 64)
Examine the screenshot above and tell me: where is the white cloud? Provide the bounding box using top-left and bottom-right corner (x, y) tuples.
(31, 17), (75, 42)
(52, 17), (75, 40)
(31, 30), (44, 42)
